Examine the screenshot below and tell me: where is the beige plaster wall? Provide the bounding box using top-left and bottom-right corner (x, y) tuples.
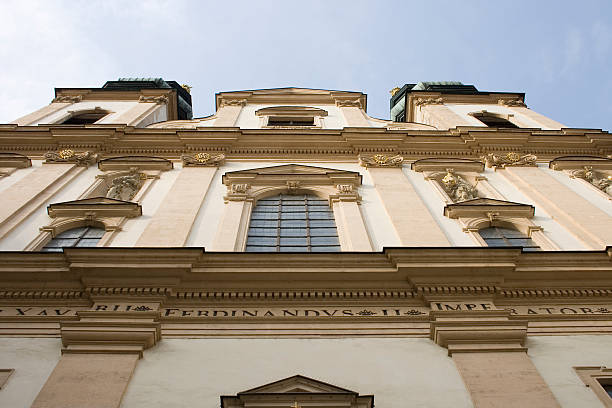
(529, 335), (612, 408)
(121, 338), (473, 408)
(233, 104), (347, 129)
(0, 161), (38, 194)
(30, 101), (142, 125)
(0, 164), (99, 250)
(0, 338), (62, 408)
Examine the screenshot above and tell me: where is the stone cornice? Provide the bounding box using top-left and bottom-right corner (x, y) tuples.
(0, 126), (609, 160)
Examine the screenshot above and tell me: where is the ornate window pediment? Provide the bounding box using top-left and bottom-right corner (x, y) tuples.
(0, 152), (31, 169)
(443, 198), (557, 250)
(256, 106), (328, 128)
(221, 375), (374, 408)
(98, 156), (173, 172)
(222, 164), (362, 203)
(549, 156), (612, 199)
(47, 197), (142, 219)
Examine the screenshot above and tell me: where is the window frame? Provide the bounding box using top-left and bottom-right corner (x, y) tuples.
(41, 225), (106, 252)
(255, 106), (328, 129)
(575, 366), (612, 407)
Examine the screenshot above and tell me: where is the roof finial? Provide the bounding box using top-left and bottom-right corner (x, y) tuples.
(390, 87), (400, 96)
(181, 84), (192, 94)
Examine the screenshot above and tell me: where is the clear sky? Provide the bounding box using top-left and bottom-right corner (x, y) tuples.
(1, 0), (612, 130)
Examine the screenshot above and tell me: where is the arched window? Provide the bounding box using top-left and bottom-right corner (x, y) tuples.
(478, 226), (540, 251)
(246, 194), (340, 252)
(61, 110), (109, 125)
(41, 226), (105, 252)
(472, 112), (518, 128)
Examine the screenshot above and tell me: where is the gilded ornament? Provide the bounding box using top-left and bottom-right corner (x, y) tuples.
(389, 87), (400, 96)
(481, 152), (537, 168)
(359, 154), (404, 168)
(181, 152), (225, 167)
(44, 149), (97, 166)
(181, 84), (192, 94)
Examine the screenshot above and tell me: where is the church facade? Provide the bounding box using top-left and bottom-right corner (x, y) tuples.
(0, 79), (611, 407)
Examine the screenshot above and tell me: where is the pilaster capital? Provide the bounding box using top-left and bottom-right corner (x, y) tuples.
(138, 95), (169, 104)
(44, 149), (98, 167)
(359, 154), (404, 168)
(60, 310), (161, 358)
(430, 310), (528, 355)
(335, 98), (363, 108)
(51, 95), (83, 104)
(413, 97), (444, 106)
(219, 98), (247, 108)
(181, 152), (226, 167)
(498, 98), (527, 107)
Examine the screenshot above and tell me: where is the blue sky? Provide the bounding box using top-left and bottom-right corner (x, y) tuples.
(2, 0), (612, 130)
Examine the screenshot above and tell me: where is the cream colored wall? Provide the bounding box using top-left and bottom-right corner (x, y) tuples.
(0, 338), (62, 408)
(110, 165), (181, 247)
(233, 104), (348, 129)
(545, 167), (612, 217)
(529, 335), (612, 408)
(0, 164), (99, 251)
(0, 160), (39, 194)
(121, 338), (473, 408)
(445, 103), (547, 128)
(481, 167), (588, 250)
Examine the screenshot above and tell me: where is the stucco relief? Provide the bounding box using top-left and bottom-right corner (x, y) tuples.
(570, 166), (612, 196)
(51, 95), (83, 104)
(106, 170), (144, 201)
(181, 152), (226, 167)
(482, 152), (537, 169)
(359, 154), (404, 168)
(440, 169), (478, 202)
(44, 149), (97, 166)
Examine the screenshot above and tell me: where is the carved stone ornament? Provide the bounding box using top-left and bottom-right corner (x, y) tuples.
(336, 184), (354, 194)
(51, 95), (83, 104)
(106, 170), (145, 201)
(335, 99), (362, 108)
(440, 168), (479, 202)
(571, 166), (612, 196)
(181, 152), (226, 167)
(498, 98), (527, 107)
(286, 180), (301, 192)
(413, 97), (444, 106)
(138, 95), (169, 104)
(359, 154), (404, 168)
(230, 183), (249, 194)
(219, 98), (247, 107)
(481, 152), (537, 169)
(44, 149), (97, 166)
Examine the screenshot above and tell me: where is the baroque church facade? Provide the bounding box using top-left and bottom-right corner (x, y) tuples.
(0, 78), (611, 407)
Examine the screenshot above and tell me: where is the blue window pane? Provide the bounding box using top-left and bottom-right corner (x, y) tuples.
(250, 220), (278, 228)
(279, 228), (307, 237)
(281, 213), (306, 220)
(311, 236), (339, 245)
(308, 212), (334, 219)
(83, 228), (105, 238)
(309, 220), (336, 228)
(252, 206), (279, 213)
(281, 205), (306, 213)
(484, 238), (507, 247)
(56, 227), (88, 239)
(279, 246), (309, 252)
(280, 237), (308, 246)
(478, 228), (502, 238)
(307, 205), (331, 212)
(248, 228), (277, 237)
(246, 237), (277, 245)
(75, 238), (100, 247)
(251, 212), (278, 220)
(311, 246), (341, 252)
(310, 228), (338, 236)
(246, 246), (277, 252)
(47, 238), (78, 247)
(281, 220), (307, 228)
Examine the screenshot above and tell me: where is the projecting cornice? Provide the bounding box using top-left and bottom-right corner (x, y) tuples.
(0, 126), (610, 160)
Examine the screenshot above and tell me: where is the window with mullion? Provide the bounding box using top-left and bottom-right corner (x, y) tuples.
(479, 227), (540, 251)
(246, 194), (340, 252)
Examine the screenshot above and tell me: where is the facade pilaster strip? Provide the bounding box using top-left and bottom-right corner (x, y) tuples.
(416, 104), (473, 130)
(211, 200), (252, 251)
(136, 166), (217, 246)
(114, 102), (161, 126)
(506, 106), (565, 129)
(213, 105), (243, 126)
(11, 102), (72, 126)
(501, 166), (612, 249)
(332, 200), (372, 251)
(368, 167), (450, 246)
(0, 163), (83, 240)
(338, 106), (370, 127)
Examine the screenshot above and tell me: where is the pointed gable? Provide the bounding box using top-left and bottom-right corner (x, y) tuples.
(221, 375), (373, 408)
(47, 197), (142, 218)
(222, 164), (362, 187)
(444, 198), (535, 219)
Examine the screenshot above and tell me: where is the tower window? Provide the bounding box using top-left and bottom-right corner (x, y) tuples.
(61, 111), (108, 125)
(246, 194), (340, 252)
(472, 113), (518, 128)
(267, 117), (315, 126)
(41, 226), (105, 252)
(478, 227), (540, 251)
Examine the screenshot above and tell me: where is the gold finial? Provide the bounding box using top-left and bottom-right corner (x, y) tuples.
(390, 87), (400, 96)
(181, 84), (192, 94)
